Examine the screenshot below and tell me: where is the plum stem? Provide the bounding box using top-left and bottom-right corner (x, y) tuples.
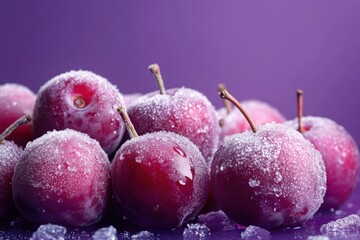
(117, 107), (139, 139)
(219, 89), (258, 133)
(218, 83), (232, 114)
(149, 63), (166, 95)
(297, 89), (305, 133)
(0, 115), (32, 144)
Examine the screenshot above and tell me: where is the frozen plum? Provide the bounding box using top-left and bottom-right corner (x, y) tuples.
(111, 108), (210, 229)
(286, 90), (359, 209)
(127, 64), (220, 163)
(211, 90), (326, 229)
(32, 70), (125, 154)
(12, 129), (111, 227)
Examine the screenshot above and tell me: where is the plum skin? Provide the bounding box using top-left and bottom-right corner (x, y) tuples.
(12, 129), (111, 227)
(111, 131), (210, 229)
(211, 123), (327, 229)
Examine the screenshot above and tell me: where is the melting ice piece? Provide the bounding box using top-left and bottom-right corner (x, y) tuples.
(307, 235), (330, 240)
(320, 214), (360, 238)
(183, 223), (211, 239)
(131, 231), (155, 240)
(30, 224), (67, 240)
(92, 226), (117, 240)
(241, 225), (270, 240)
(197, 210), (241, 231)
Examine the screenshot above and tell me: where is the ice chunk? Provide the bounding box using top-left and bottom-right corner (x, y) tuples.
(307, 236), (330, 240)
(131, 231), (155, 240)
(183, 223), (211, 239)
(198, 210), (241, 231)
(241, 225), (270, 240)
(30, 224), (66, 240)
(320, 214), (360, 238)
(92, 226), (117, 240)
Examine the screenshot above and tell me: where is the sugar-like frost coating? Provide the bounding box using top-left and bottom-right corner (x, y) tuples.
(286, 116), (359, 209)
(211, 123), (327, 229)
(32, 70), (125, 154)
(111, 131), (210, 229)
(12, 129), (111, 227)
(127, 87), (221, 163)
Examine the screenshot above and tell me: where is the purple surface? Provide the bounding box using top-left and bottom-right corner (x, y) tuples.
(1, 1), (360, 239)
(1, 184), (360, 239)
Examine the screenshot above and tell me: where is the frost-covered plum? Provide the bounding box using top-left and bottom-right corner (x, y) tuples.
(211, 90), (326, 229)
(12, 129), (111, 227)
(286, 90), (359, 209)
(32, 70), (125, 154)
(111, 108), (209, 229)
(0, 83), (36, 147)
(127, 64), (220, 163)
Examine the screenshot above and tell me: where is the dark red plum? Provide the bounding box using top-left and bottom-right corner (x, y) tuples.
(111, 108), (209, 229)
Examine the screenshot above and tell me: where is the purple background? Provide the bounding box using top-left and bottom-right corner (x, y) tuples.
(1, 1), (360, 146)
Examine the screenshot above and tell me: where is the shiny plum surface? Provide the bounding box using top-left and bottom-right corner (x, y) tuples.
(111, 131), (209, 229)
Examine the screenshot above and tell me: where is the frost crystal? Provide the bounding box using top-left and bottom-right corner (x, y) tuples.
(320, 214), (360, 238)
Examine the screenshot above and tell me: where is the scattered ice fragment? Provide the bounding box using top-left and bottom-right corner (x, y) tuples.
(30, 224), (67, 240)
(320, 214), (360, 238)
(197, 210), (242, 231)
(131, 231), (155, 240)
(92, 226), (117, 240)
(307, 235), (330, 240)
(183, 223), (211, 239)
(241, 225), (270, 240)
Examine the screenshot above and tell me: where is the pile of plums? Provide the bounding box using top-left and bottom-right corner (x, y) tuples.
(0, 64), (358, 231)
